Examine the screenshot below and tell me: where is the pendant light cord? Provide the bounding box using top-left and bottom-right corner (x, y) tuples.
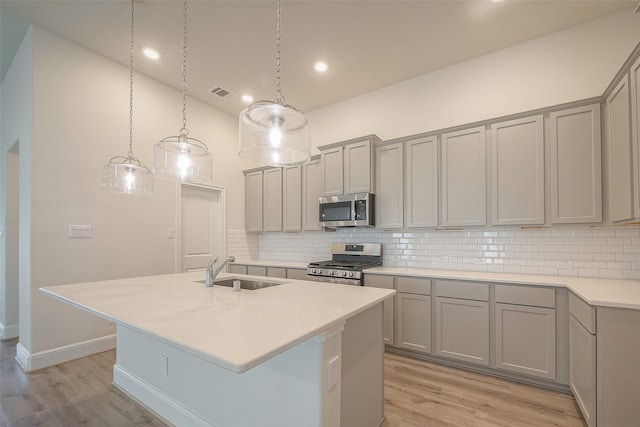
(274, 0), (286, 105)
(127, 0), (135, 161)
(180, 0), (189, 138)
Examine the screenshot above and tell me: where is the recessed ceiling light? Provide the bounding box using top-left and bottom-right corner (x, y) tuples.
(143, 48), (160, 60)
(241, 94), (254, 103)
(314, 61), (328, 72)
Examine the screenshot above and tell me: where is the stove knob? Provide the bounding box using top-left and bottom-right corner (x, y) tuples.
(341, 271), (347, 277)
(329, 270), (334, 276)
(348, 272), (354, 277)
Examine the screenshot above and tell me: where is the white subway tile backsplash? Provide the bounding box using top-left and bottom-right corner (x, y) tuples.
(228, 225), (640, 280)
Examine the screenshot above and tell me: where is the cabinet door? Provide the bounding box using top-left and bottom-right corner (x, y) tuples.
(321, 146), (344, 196)
(375, 142), (403, 229)
(441, 126), (487, 226)
(344, 140), (373, 194)
(363, 275), (395, 346)
(303, 159), (323, 231)
(282, 166), (302, 232)
(607, 77), (633, 222)
(569, 315), (596, 427)
(244, 170), (263, 233)
(495, 303), (556, 380)
(263, 168), (283, 232)
(397, 293), (431, 353)
(435, 296), (489, 366)
(631, 56), (640, 218)
(406, 136), (438, 228)
(550, 104), (602, 223)
(491, 116), (544, 225)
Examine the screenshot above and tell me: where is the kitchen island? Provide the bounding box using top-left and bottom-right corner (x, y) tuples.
(40, 272), (395, 427)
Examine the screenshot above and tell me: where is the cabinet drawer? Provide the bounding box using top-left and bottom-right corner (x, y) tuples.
(228, 264), (247, 275)
(397, 277), (431, 295)
(247, 265), (267, 277)
(569, 292), (596, 334)
(267, 267), (287, 278)
(286, 268), (308, 280)
(495, 285), (555, 308)
(435, 280), (489, 301)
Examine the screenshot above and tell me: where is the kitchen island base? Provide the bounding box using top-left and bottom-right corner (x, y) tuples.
(113, 304), (384, 427)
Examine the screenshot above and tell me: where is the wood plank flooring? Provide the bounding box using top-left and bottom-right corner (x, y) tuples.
(1, 339), (586, 426)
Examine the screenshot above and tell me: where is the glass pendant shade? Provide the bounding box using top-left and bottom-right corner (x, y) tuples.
(154, 135), (212, 182)
(102, 159), (154, 196)
(239, 101), (310, 166)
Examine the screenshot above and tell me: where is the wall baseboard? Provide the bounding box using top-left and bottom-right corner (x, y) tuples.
(113, 365), (213, 427)
(15, 334), (116, 372)
(0, 322), (19, 340)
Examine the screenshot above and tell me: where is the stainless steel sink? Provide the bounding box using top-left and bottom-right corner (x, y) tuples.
(194, 278), (285, 290)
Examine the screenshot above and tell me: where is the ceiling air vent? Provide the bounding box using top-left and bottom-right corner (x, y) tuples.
(209, 85), (235, 99)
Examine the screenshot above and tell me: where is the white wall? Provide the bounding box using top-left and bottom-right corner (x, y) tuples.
(307, 9), (640, 148)
(0, 25), (254, 364)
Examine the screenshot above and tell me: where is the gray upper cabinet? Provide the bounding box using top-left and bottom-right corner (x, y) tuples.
(344, 139), (374, 194)
(405, 136), (438, 228)
(263, 167), (283, 232)
(491, 116), (544, 225)
(375, 142), (404, 229)
(320, 135), (379, 196)
(631, 56), (640, 219)
(441, 126), (487, 226)
(321, 145), (344, 196)
(244, 169), (263, 233)
(606, 76), (633, 222)
(303, 157), (323, 231)
(550, 104), (602, 224)
(283, 166), (302, 232)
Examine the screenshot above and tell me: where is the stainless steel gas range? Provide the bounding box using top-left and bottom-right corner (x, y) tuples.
(306, 243), (382, 286)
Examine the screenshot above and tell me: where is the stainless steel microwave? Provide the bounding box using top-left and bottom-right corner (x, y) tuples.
(319, 193), (375, 228)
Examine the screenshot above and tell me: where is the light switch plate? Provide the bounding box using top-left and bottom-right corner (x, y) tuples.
(68, 225), (92, 238)
(166, 228), (175, 239)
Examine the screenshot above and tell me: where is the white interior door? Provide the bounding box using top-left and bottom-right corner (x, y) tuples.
(180, 184), (225, 273)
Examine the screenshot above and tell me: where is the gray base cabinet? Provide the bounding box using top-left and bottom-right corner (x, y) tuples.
(494, 285), (557, 380)
(434, 280), (490, 366)
(596, 307), (640, 427)
(363, 275), (395, 346)
(396, 277), (431, 353)
(569, 313), (596, 427)
(495, 303), (556, 380)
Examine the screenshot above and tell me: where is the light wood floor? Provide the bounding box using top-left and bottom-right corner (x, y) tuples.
(1, 339), (586, 426)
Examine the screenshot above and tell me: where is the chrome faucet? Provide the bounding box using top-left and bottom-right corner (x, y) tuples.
(205, 256), (236, 287)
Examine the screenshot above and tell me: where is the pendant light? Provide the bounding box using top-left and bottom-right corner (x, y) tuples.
(102, 0), (154, 195)
(154, 0), (212, 183)
(238, 0), (311, 167)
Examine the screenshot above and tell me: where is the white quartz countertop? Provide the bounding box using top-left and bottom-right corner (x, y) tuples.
(367, 267), (640, 310)
(40, 272), (394, 373)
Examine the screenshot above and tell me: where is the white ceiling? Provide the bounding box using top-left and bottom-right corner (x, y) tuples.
(2, 1), (638, 117)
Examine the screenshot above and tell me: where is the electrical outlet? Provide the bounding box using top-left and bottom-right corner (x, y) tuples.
(557, 260), (573, 269)
(0, 226), (5, 240)
(68, 225), (92, 238)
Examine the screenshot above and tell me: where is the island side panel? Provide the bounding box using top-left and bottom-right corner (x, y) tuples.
(114, 323), (344, 427)
(341, 303), (385, 427)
